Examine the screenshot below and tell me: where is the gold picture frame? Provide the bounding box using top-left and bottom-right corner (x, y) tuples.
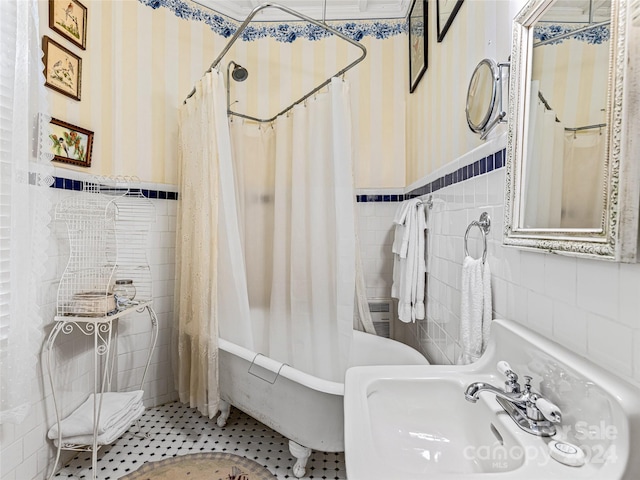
(43, 36), (82, 101)
(49, 118), (94, 167)
(409, 0), (427, 93)
(49, 0), (87, 50)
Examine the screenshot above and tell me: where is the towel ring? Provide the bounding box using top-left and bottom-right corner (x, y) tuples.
(464, 212), (491, 263)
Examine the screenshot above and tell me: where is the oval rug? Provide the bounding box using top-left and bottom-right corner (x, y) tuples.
(121, 452), (277, 480)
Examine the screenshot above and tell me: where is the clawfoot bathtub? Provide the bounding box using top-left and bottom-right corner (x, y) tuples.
(217, 330), (429, 477)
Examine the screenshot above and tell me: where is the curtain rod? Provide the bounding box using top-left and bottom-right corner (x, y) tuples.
(565, 123), (607, 132)
(183, 2), (367, 121)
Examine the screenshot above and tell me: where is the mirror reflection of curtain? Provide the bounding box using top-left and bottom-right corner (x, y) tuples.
(523, 81), (564, 228)
(561, 129), (606, 228)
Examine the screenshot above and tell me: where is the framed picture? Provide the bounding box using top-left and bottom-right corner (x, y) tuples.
(436, 0), (464, 42)
(409, 0), (427, 93)
(43, 36), (82, 101)
(49, 0), (87, 50)
(48, 118), (94, 167)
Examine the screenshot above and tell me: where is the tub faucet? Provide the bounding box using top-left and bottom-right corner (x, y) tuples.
(464, 361), (562, 437)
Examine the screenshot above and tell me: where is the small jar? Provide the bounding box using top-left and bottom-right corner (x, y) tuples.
(113, 279), (136, 305)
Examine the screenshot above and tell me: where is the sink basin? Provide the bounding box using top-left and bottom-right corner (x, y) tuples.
(345, 319), (640, 479)
(366, 377), (523, 475)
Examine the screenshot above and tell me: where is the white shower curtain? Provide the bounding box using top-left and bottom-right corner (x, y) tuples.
(176, 73), (358, 415)
(229, 78), (356, 382)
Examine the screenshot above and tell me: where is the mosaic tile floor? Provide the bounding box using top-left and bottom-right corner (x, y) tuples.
(53, 401), (347, 480)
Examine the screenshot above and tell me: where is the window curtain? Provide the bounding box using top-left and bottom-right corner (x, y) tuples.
(0, 0), (54, 424)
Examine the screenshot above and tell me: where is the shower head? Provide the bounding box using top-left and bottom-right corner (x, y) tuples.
(231, 62), (248, 82)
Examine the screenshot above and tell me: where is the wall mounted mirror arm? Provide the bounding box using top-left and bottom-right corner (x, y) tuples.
(480, 62), (510, 140)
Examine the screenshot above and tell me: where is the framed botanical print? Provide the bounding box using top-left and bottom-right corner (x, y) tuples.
(43, 36), (82, 101)
(49, 118), (94, 167)
(49, 0), (87, 50)
(409, 0), (427, 93)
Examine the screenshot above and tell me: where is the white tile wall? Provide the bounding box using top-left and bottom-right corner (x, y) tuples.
(0, 179), (178, 480)
(355, 199), (399, 300)
(400, 136), (640, 390)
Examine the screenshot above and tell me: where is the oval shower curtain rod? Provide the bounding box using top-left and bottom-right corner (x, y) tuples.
(183, 2), (367, 122)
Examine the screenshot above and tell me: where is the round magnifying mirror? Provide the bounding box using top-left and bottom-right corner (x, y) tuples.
(466, 59), (498, 134)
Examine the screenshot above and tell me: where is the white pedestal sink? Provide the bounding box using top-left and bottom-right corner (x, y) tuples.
(345, 319), (640, 479)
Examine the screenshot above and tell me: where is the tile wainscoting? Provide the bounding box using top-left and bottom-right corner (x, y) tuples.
(358, 135), (640, 391)
(0, 170), (179, 480)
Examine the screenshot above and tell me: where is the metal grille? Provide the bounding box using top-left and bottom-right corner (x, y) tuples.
(369, 299), (392, 338)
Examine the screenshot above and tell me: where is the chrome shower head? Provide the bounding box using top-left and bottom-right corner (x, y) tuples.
(231, 63), (248, 82)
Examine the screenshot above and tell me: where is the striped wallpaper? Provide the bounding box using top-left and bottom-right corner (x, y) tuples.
(39, 0), (407, 188)
(405, 0), (522, 186)
(531, 38), (610, 129)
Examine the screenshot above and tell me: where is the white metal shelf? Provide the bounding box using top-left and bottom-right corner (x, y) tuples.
(45, 177), (157, 480)
(53, 300), (152, 324)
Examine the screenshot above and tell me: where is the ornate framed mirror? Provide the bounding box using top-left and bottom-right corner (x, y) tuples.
(504, 0), (640, 262)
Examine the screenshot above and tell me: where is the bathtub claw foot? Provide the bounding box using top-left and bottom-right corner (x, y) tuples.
(217, 400), (231, 427)
(289, 440), (311, 478)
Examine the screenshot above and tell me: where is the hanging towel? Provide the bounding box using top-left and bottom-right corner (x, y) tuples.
(391, 199), (427, 323)
(52, 403), (145, 447)
(392, 199), (416, 258)
(48, 390), (144, 439)
(457, 256), (492, 365)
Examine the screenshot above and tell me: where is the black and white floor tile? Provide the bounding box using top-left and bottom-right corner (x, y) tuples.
(53, 401), (347, 480)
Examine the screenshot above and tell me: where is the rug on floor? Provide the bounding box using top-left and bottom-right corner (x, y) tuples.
(121, 452), (277, 480)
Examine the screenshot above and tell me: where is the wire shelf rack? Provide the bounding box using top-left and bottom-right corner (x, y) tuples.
(55, 176), (155, 320)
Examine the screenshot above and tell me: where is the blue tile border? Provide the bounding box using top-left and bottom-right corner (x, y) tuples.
(356, 147), (506, 203)
(49, 176), (179, 200)
(49, 148), (504, 204)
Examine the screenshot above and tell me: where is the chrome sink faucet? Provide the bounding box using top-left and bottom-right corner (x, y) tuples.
(464, 361), (562, 436)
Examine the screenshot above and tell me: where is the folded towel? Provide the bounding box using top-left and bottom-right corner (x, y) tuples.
(391, 199), (427, 323)
(53, 403), (145, 447)
(457, 256), (492, 365)
(48, 390), (144, 439)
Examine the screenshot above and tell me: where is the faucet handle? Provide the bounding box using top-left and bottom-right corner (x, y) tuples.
(534, 397), (562, 423)
(497, 361), (520, 393)
(497, 361), (516, 378)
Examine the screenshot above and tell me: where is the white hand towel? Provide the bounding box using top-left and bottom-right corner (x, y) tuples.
(53, 403), (145, 447)
(411, 203), (426, 320)
(48, 390), (144, 439)
(392, 199), (427, 323)
(457, 256), (492, 365)
(392, 198), (422, 258)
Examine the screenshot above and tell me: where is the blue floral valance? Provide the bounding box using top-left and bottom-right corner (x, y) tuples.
(139, 0), (406, 41)
(534, 23), (610, 46)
